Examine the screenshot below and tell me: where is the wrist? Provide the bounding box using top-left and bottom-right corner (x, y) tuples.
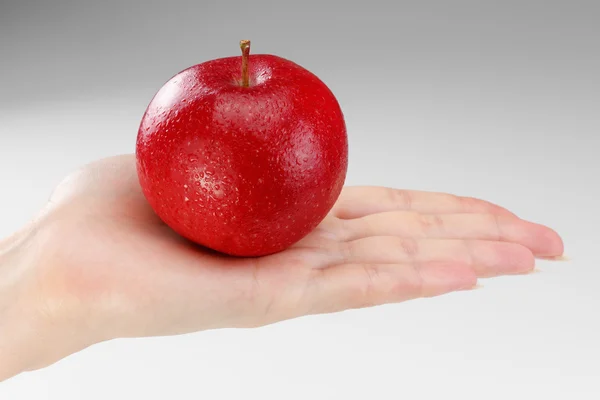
(0, 219), (100, 381)
(0, 228), (43, 380)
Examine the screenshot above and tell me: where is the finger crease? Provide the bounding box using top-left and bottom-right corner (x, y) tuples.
(399, 238), (420, 261)
(390, 189), (413, 210)
(411, 262), (426, 298)
(463, 240), (475, 265)
(493, 215), (503, 241)
(361, 264), (380, 306)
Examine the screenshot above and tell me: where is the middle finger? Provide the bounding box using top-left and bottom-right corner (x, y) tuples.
(337, 211), (563, 257)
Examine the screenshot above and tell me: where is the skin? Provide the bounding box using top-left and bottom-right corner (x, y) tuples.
(0, 154), (564, 382)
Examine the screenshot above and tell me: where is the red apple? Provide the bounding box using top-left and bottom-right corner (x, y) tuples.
(136, 40), (348, 257)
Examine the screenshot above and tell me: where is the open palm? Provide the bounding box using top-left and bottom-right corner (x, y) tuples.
(35, 154), (563, 342)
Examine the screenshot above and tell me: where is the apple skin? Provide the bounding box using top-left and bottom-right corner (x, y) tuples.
(136, 54), (348, 257)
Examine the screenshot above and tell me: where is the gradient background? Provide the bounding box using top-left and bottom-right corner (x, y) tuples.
(1, 0), (599, 398)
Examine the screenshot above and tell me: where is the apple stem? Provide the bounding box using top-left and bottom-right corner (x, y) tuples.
(240, 40), (251, 87)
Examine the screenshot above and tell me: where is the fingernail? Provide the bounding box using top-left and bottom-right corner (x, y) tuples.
(526, 268), (542, 274)
(537, 255), (570, 261)
(466, 283), (483, 290)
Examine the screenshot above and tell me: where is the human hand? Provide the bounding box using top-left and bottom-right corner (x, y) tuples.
(0, 154), (564, 380)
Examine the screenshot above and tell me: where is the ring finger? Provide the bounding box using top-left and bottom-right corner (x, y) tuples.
(331, 236), (535, 277)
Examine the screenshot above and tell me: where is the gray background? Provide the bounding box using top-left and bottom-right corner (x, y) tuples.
(1, 0), (599, 398)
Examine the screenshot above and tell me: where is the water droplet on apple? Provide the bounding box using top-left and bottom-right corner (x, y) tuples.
(188, 156), (197, 162)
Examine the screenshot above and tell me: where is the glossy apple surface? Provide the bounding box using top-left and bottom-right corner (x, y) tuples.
(136, 50), (348, 257)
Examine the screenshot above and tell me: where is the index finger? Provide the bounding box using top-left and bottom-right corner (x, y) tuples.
(332, 186), (517, 219)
